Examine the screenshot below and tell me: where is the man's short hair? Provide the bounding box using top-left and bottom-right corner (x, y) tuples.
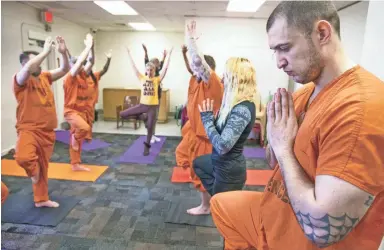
(266, 1), (341, 39)
(204, 55), (216, 71)
(19, 51), (38, 64)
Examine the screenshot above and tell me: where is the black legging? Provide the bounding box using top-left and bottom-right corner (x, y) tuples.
(120, 104), (158, 145)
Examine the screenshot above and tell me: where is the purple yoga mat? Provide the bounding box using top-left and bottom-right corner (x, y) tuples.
(55, 130), (110, 151)
(117, 136), (166, 164)
(243, 147), (266, 159)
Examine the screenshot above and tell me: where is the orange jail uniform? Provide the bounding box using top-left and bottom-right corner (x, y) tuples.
(13, 72), (57, 203)
(175, 74), (223, 191)
(210, 66), (384, 250)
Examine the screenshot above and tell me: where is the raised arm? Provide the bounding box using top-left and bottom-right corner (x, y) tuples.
(83, 42), (95, 74)
(199, 99), (252, 155)
(182, 45), (193, 75)
(142, 44), (149, 64)
(99, 50), (112, 77)
(158, 49), (166, 71)
(70, 34), (93, 77)
(16, 37), (54, 86)
(268, 89), (380, 248)
(159, 48), (173, 82)
(126, 47), (141, 79)
(186, 21), (211, 83)
(49, 36), (70, 81)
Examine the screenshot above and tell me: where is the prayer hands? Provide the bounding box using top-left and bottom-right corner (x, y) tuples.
(84, 33), (93, 49)
(105, 49), (112, 58)
(267, 88), (298, 156)
(43, 36), (55, 53)
(56, 36), (67, 54)
(198, 98), (214, 113)
(182, 45), (188, 54)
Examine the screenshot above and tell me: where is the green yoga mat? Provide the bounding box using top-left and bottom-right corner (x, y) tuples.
(164, 199), (215, 228)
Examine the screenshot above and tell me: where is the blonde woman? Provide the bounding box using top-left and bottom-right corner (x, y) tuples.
(189, 57), (257, 215)
(120, 47), (173, 155)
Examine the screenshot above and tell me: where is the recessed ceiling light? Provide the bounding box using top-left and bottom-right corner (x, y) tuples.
(226, 0), (266, 13)
(128, 22), (156, 31)
(94, 1), (138, 15)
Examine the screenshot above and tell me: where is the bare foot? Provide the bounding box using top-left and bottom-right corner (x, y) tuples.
(72, 164), (91, 171)
(71, 134), (79, 151)
(187, 204), (210, 215)
(35, 200), (60, 208)
(31, 171), (40, 184)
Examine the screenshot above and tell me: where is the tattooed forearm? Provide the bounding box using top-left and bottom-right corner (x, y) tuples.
(187, 38), (210, 83)
(200, 105), (251, 155)
(295, 211), (360, 248)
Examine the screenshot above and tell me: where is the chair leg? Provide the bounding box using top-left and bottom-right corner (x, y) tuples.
(116, 116), (120, 129)
(134, 120), (137, 130)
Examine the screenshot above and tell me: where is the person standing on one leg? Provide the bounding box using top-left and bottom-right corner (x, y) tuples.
(210, 2), (384, 250)
(120, 46), (173, 156)
(142, 44), (167, 143)
(63, 34), (94, 171)
(191, 57), (257, 215)
(177, 21), (223, 215)
(175, 44), (194, 168)
(14, 36), (70, 208)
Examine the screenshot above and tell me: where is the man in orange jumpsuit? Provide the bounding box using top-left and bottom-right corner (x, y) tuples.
(210, 2), (384, 250)
(14, 36), (70, 208)
(176, 21), (224, 215)
(68, 49), (111, 170)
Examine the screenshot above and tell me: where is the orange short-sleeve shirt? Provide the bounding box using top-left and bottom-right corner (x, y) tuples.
(13, 71), (57, 131)
(63, 70), (90, 114)
(187, 72), (224, 138)
(259, 66), (384, 250)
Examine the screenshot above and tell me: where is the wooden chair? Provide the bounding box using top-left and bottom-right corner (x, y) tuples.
(116, 96), (141, 130)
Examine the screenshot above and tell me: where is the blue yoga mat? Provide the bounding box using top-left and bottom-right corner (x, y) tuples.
(55, 130), (110, 151)
(116, 136), (166, 164)
(1, 194), (80, 227)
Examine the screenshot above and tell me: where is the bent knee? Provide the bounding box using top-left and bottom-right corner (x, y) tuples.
(1, 183), (9, 204)
(15, 154), (37, 168)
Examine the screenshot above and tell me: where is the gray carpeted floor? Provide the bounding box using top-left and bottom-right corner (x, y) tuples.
(1, 132), (268, 250)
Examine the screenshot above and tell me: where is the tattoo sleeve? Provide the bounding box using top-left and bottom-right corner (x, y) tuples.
(295, 195), (374, 248)
(187, 38), (211, 83)
(200, 105), (251, 155)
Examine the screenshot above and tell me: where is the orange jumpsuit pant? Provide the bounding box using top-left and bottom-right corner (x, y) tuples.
(1, 182), (9, 204)
(175, 121), (192, 168)
(176, 122), (213, 192)
(210, 191), (265, 250)
(14, 130), (55, 203)
(65, 111), (92, 165)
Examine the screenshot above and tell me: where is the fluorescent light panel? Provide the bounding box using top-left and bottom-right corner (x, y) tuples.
(94, 1), (138, 15)
(128, 22), (156, 31)
(226, 0), (266, 12)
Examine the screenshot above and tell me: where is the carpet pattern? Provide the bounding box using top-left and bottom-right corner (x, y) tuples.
(1, 133), (268, 250)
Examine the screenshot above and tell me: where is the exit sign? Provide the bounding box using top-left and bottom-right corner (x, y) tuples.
(41, 11), (53, 24)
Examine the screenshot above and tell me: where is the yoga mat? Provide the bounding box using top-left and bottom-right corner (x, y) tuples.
(243, 147), (266, 159)
(171, 167), (273, 186)
(245, 170), (273, 186)
(171, 167), (191, 183)
(1, 194), (79, 226)
(165, 199), (215, 228)
(1, 160), (108, 182)
(55, 130), (110, 151)
(116, 136), (166, 164)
